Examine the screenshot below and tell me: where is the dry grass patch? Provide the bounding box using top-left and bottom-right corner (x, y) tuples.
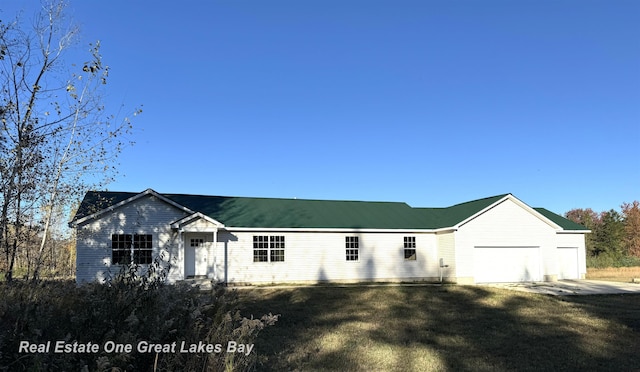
(238, 285), (640, 372)
(0, 280), (277, 371)
(587, 266), (640, 282)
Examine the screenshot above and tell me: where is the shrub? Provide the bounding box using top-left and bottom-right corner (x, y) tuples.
(586, 253), (640, 268)
(0, 261), (278, 371)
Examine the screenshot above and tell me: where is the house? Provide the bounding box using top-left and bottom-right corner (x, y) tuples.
(69, 189), (589, 285)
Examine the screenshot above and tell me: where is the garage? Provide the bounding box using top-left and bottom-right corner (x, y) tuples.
(474, 246), (541, 283)
(557, 247), (579, 279)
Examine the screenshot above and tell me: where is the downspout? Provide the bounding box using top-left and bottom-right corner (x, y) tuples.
(439, 258), (449, 283)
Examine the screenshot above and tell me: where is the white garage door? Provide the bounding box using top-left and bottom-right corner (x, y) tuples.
(474, 246), (541, 283)
(557, 247), (579, 280)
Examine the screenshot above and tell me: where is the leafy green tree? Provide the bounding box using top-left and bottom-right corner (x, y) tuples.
(594, 209), (625, 257)
(565, 208), (600, 256)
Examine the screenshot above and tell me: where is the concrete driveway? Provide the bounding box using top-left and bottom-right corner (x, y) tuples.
(485, 280), (640, 296)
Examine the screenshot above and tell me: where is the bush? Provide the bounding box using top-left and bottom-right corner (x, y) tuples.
(586, 253), (640, 268)
(0, 261), (278, 371)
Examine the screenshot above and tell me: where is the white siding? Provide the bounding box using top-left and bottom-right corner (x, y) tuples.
(220, 231), (440, 284)
(75, 195), (188, 283)
(455, 198), (557, 283)
(436, 232), (456, 282)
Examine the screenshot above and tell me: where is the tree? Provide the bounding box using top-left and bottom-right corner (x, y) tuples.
(565, 208), (600, 256)
(0, 1), (139, 281)
(594, 209), (625, 257)
(622, 201), (640, 257)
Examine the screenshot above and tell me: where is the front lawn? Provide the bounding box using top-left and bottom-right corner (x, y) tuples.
(2, 281), (637, 371)
(237, 285), (640, 371)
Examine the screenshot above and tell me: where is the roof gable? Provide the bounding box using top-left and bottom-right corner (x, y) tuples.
(171, 212), (225, 230)
(453, 194), (567, 230)
(70, 189), (194, 227)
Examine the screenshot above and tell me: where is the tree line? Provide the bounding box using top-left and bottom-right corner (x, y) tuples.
(565, 201), (640, 267)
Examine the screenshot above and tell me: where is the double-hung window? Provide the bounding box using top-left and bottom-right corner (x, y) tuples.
(270, 236), (285, 262)
(111, 234), (153, 264)
(345, 236), (359, 261)
(404, 236), (416, 260)
(253, 235), (285, 262)
(111, 234), (132, 265)
(134, 234), (153, 264)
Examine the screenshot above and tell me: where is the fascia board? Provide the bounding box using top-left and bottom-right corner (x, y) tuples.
(557, 229), (592, 234)
(224, 227), (454, 233)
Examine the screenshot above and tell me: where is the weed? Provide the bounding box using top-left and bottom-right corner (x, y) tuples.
(0, 259), (277, 371)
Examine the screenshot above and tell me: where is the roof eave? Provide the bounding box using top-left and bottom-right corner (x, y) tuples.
(557, 229), (592, 234)
(224, 226), (457, 233)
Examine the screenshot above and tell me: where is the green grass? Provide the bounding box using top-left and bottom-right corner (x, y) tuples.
(236, 285), (640, 372)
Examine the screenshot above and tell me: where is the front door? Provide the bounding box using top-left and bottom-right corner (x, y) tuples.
(185, 235), (207, 277)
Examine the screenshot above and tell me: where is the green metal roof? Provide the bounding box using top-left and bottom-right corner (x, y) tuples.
(534, 208), (590, 231)
(72, 191), (588, 231)
(73, 191), (137, 220)
(413, 194), (509, 229)
(167, 194), (422, 229)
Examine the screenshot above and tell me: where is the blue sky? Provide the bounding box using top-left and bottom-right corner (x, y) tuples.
(3, 0), (639, 215)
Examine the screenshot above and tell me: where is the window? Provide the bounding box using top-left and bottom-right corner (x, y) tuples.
(253, 236), (269, 262)
(404, 236), (416, 260)
(134, 234), (153, 264)
(270, 235), (285, 262)
(111, 234), (152, 264)
(253, 235), (285, 262)
(345, 236), (359, 261)
(111, 234), (132, 264)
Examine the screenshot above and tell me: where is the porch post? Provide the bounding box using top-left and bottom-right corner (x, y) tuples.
(178, 229), (183, 279)
(212, 229), (218, 281)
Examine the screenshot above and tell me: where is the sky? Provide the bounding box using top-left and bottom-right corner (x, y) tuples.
(2, 0), (639, 215)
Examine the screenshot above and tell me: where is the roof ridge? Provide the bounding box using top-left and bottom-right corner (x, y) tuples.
(162, 192), (409, 205)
